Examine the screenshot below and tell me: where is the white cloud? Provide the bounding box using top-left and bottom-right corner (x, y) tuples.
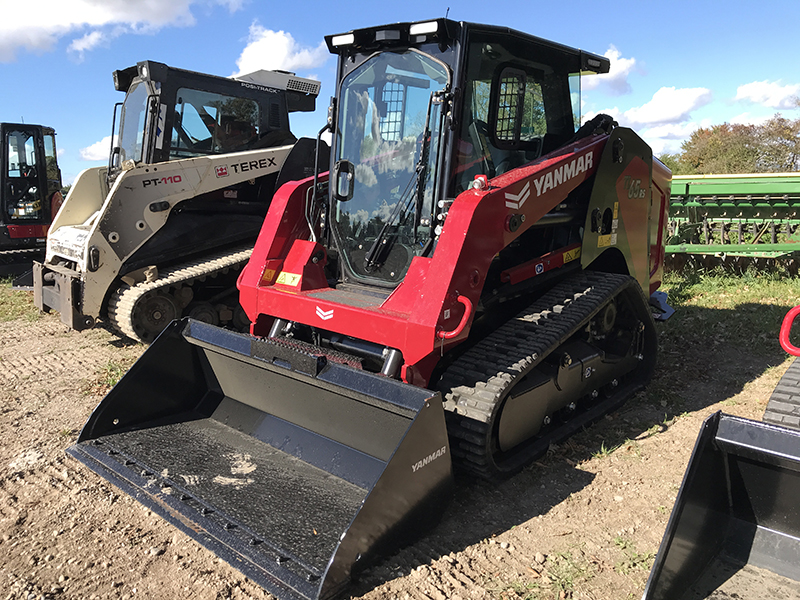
(729, 112), (774, 126)
(582, 46), (638, 96)
(67, 30), (107, 61)
(639, 121), (702, 141)
(0, 0), (242, 62)
(79, 136), (112, 161)
(735, 80), (800, 109)
(586, 88), (713, 156)
(620, 87), (712, 128)
(585, 87), (711, 131)
(639, 122), (704, 154)
(233, 23), (329, 76)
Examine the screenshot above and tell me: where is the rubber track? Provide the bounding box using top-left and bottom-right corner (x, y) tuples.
(438, 271), (648, 478)
(107, 245), (253, 343)
(0, 247), (44, 274)
(763, 358), (800, 430)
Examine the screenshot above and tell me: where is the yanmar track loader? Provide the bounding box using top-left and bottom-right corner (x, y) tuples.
(34, 61), (321, 342)
(68, 20), (671, 600)
(1, 123), (62, 277)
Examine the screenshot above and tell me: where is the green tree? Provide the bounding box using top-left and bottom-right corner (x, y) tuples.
(670, 114), (800, 175)
(658, 152), (691, 175)
(755, 114), (800, 172)
(680, 123), (760, 174)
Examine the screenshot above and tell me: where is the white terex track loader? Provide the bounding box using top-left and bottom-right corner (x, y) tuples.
(34, 61), (322, 343)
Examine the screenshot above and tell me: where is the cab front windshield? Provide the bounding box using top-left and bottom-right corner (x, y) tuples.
(332, 50), (449, 285)
(117, 81), (150, 165)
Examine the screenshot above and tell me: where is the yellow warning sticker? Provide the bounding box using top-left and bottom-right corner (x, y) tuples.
(598, 234), (613, 248)
(613, 202), (619, 220)
(260, 268), (276, 285)
(276, 271), (302, 286)
(564, 247), (581, 263)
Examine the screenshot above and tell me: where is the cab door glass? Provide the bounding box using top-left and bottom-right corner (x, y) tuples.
(5, 130), (43, 220)
(43, 133), (59, 183)
(118, 81), (149, 164)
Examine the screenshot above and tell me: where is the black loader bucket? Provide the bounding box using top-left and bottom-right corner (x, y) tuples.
(67, 319), (453, 600)
(643, 412), (800, 599)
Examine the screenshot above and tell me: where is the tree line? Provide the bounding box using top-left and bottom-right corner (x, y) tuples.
(659, 113), (800, 175)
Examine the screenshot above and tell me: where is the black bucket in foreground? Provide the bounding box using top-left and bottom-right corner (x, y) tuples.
(643, 412), (800, 599)
(68, 319), (453, 600)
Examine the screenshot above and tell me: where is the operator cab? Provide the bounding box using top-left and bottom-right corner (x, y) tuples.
(108, 61), (320, 179)
(324, 19), (609, 288)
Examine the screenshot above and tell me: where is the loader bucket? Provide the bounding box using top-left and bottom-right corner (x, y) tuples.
(643, 412), (800, 599)
(67, 319), (453, 600)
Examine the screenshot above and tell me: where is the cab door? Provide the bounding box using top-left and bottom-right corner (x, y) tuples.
(2, 124), (51, 244)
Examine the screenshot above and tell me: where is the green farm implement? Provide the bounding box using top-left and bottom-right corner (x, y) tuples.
(666, 172), (800, 273)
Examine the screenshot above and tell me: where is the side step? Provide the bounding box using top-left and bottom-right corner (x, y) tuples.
(644, 412), (800, 599)
(68, 319), (453, 600)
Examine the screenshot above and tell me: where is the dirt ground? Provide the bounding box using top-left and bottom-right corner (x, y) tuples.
(0, 295), (791, 600)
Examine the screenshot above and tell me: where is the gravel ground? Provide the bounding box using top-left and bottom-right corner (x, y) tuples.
(0, 295), (791, 600)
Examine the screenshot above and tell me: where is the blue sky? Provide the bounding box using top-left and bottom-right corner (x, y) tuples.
(2, 0), (799, 185)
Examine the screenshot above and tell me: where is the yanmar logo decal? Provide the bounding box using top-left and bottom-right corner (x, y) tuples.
(505, 181), (531, 209)
(522, 151), (595, 203)
(315, 306), (334, 321)
(412, 446), (447, 473)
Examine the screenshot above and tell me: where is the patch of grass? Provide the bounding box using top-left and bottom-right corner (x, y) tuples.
(99, 360), (130, 387)
(547, 550), (591, 596)
(84, 358), (136, 395)
(591, 441), (619, 459)
(659, 272), (800, 356)
(486, 550), (594, 599)
(0, 277), (41, 322)
(613, 536), (655, 575)
(618, 439), (643, 460)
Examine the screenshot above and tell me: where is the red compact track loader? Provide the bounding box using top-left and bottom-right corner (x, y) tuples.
(1, 123), (62, 278)
(68, 19), (671, 600)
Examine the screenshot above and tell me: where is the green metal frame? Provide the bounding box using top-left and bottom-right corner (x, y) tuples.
(667, 173), (800, 261)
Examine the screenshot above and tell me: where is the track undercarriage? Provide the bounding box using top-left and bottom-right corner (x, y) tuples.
(439, 271), (657, 477)
(108, 245), (253, 343)
(0, 247), (45, 278)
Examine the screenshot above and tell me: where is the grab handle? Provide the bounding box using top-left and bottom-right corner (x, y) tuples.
(437, 295), (473, 340)
(780, 306), (800, 356)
